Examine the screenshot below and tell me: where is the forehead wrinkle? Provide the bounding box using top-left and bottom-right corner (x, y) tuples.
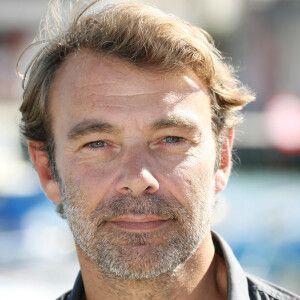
(84, 91), (205, 112)
(76, 70), (205, 98)
(86, 91), (165, 98)
(78, 82), (197, 97)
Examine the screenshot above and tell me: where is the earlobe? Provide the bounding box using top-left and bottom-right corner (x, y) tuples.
(215, 128), (234, 193)
(28, 141), (61, 203)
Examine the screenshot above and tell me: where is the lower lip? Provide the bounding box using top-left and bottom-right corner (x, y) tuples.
(110, 220), (168, 231)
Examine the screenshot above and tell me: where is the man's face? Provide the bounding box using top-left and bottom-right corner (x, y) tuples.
(42, 50), (228, 279)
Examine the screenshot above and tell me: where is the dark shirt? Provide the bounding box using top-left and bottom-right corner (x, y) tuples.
(57, 232), (300, 300)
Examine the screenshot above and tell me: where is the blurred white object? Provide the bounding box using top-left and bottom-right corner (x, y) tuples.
(265, 92), (300, 153)
(0, 102), (41, 196)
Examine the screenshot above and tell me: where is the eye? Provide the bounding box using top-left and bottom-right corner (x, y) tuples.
(163, 136), (184, 143)
(87, 140), (108, 148)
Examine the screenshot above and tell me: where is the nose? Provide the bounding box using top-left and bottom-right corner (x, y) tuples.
(116, 152), (159, 196)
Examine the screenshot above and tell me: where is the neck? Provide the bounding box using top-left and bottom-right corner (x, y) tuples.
(77, 231), (227, 300)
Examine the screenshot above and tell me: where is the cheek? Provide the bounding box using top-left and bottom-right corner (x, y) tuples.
(60, 159), (116, 205)
(164, 154), (215, 206)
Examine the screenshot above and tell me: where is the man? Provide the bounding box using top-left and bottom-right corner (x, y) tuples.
(18, 1), (300, 299)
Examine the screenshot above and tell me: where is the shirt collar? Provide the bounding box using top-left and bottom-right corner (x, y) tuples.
(212, 231), (250, 300)
(68, 271), (84, 300)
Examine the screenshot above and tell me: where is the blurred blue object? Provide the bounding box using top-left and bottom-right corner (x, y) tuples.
(213, 168), (300, 292)
(0, 192), (48, 231)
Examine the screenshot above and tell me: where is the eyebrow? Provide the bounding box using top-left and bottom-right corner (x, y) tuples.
(149, 116), (201, 132)
(67, 121), (121, 141)
(67, 116), (201, 141)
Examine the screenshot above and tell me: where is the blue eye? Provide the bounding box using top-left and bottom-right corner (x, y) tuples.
(163, 136), (183, 143)
(88, 141), (107, 148)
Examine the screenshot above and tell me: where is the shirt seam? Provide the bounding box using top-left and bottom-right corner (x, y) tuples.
(249, 284), (299, 300)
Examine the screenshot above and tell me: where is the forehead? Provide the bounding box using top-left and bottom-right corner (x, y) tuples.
(50, 49), (209, 96)
(48, 50), (211, 132)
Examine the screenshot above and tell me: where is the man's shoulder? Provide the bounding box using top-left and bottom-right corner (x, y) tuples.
(247, 273), (300, 300)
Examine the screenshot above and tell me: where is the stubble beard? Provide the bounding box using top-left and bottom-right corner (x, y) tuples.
(59, 180), (215, 280)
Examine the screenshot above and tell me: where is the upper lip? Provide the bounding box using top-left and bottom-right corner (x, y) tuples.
(110, 214), (167, 223)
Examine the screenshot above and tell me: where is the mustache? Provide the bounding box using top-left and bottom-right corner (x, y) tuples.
(89, 195), (190, 226)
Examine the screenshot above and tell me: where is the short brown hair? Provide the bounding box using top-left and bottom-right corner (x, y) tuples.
(18, 0), (254, 173)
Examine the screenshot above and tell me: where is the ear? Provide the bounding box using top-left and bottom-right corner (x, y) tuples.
(215, 128), (234, 193)
(28, 141), (61, 203)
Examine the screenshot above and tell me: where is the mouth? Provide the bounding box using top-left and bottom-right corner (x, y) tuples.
(108, 214), (170, 232)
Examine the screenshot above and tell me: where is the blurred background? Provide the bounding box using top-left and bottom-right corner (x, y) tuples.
(0, 0), (300, 298)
